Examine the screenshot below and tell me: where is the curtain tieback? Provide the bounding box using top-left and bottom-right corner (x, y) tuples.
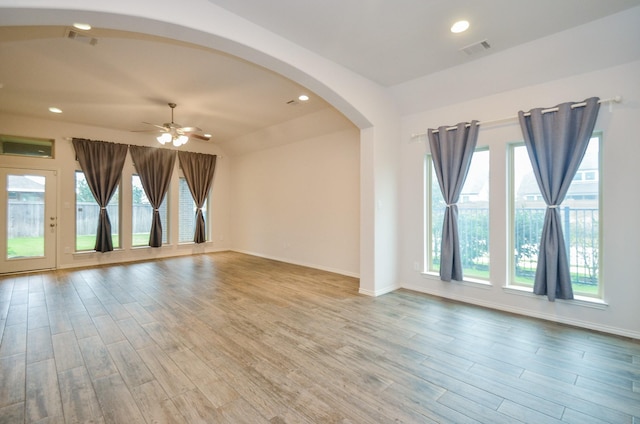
(100, 207), (107, 210)
(154, 208), (160, 212)
(446, 203), (457, 208)
(548, 205), (559, 209)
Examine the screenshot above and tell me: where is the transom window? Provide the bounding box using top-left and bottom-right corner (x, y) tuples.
(1, 134), (54, 158)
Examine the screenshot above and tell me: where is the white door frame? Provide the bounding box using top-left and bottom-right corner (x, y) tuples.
(1, 167), (57, 273)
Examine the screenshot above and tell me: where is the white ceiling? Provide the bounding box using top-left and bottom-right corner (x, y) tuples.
(0, 26), (336, 147)
(0, 1), (639, 153)
(206, 0), (640, 86)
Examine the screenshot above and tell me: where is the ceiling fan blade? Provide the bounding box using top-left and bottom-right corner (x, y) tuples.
(179, 126), (203, 133)
(142, 122), (169, 131)
(131, 128), (165, 133)
(190, 133), (211, 141)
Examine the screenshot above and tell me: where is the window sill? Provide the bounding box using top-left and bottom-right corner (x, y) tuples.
(72, 248), (124, 256)
(502, 285), (608, 309)
(421, 271), (493, 289)
(131, 245), (169, 250)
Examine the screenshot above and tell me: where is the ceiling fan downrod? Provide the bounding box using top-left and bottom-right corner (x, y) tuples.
(168, 102), (177, 123)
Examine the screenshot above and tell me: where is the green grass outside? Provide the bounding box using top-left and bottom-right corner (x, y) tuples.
(463, 267), (490, 280)
(8, 233), (152, 257)
(7, 236), (44, 258)
(433, 263), (599, 296)
(513, 273), (599, 296)
(76, 233), (152, 251)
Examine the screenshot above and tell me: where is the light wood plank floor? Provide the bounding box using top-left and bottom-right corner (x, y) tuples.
(1, 251), (639, 423)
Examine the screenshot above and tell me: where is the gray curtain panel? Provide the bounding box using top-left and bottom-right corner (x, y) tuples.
(428, 121), (479, 281)
(72, 138), (128, 252)
(129, 146), (176, 247)
(177, 151), (217, 243)
(518, 97), (600, 301)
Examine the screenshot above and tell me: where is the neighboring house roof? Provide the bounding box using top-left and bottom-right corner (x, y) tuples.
(7, 175), (45, 193)
(517, 172), (598, 198)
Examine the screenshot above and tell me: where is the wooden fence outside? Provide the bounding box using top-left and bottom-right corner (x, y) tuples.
(8, 201), (159, 237)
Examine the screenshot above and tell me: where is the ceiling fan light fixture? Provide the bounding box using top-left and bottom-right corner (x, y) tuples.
(147, 103), (204, 147)
(174, 135), (189, 147)
(157, 133), (172, 144)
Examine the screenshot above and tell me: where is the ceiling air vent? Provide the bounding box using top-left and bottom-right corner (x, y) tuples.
(460, 39), (490, 55)
(64, 28), (98, 46)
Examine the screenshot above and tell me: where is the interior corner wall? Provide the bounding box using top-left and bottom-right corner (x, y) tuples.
(397, 59), (640, 339)
(229, 127), (361, 277)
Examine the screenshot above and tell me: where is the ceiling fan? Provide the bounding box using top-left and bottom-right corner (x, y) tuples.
(136, 102), (211, 146)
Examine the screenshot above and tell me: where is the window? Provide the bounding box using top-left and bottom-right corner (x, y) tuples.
(0, 134), (54, 158)
(178, 177), (208, 243)
(509, 135), (601, 297)
(75, 171), (120, 251)
(131, 175), (168, 246)
(6, 174), (45, 258)
(426, 148), (490, 279)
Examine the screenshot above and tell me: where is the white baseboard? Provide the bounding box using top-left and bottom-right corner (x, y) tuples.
(58, 245), (229, 270)
(359, 283), (400, 297)
(401, 281), (640, 340)
(231, 249), (360, 279)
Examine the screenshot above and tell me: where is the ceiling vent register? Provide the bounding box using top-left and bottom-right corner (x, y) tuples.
(460, 39), (491, 55)
(64, 28), (98, 46)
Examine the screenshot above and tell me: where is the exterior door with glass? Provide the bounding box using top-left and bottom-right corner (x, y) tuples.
(0, 168), (57, 273)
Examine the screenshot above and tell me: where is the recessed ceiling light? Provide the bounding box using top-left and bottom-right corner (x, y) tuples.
(48, 107), (63, 114)
(451, 20), (470, 34)
(73, 23), (92, 31)
(204, 134), (212, 138)
(298, 94), (310, 102)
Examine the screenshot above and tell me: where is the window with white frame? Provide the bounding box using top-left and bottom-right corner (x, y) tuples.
(426, 148), (490, 280)
(178, 177), (209, 243)
(75, 170), (120, 251)
(131, 175), (168, 246)
(509, 135), (601, 297)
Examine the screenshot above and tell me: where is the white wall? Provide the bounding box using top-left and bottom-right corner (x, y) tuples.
(0, 113), (231, 270)
(397, 60), (640, 339)
(230, 126), (361, 277)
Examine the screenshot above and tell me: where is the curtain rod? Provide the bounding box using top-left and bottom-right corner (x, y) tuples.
(411, 96), (622, 139)
(62, 137), (224, 158)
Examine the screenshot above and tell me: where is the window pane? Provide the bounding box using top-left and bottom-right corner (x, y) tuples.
(510, 137), (600, 296)
(6, 174), (45, 258)
(75, 171), (119, 251)
(132, 175), (168, 246)
(428, 149), (490, 279)
(179, 177), (207, 243)
(1, 134), (53, 158)
(511, 145), (544, 286)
